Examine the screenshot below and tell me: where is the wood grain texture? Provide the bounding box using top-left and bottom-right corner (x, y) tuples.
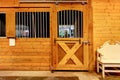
(6, 10), (15, 37)
(0, 1), (93, 71)
(92, 0), (120, 71)
(0, 0), (19, 7)
(0, 39), (51, 70)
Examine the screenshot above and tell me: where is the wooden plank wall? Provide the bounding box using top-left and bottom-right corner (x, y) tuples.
(2, 0), (119, 71)
(0, 1), (52, 70)
(0, 0), (19, 7)
(92, 0), (120, 70)
(0, 0), (94, 71)
(0, 38), (51, 70)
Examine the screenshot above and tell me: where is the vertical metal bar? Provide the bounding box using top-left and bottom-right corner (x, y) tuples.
(66, 10), (68, 38)
(23, 12), (24, 34)
(22, 12), (24, 37)
(16, 13), (17, 38)
(17, 12), (19, 38)
(22, 12), (24, 38)
(45, 12), (47, 38)
(39, 12), (41, 38)
(17, 12), (18, 38)
(57, 12), (58, 37)
(42, 12), (43, 38)
(67, 10), (69, 38)
(41, 12), (43, 38)
(15, 13), (16, 37)
(21, 12), (22, 38)
(24, 12), (26, 37)
(2, 17), (3, 35)
(24, 12), (26, 38)
(4, 13), (6, 36)
(77, 11), (80, 38)
(23, 12), (25, 38)
(64, 10), (65, 26)
(57, 12), (59, 37)
(30, 12), (32, 38)
(1, 18), (2, 35)
(75, 10), (77, 37)
(72, 10), (74, 38)
(65, 10), (68, 38)
(26, 12), (29, 38)
(31, 12), (33, 38)
(15, 12), (18, 37)
(59, 11), (64, 37)
(1, 17), (2, 35)
(37, 12), (39, 38)
(81, 12), (83, 37)
(43, 12), (45, 38)
(40, 12), (42, 37)
(18, 12), (22, 38)
(35, 12), (38, 38)
(25, 12), (27, 38)
(69, 10), (71, 38)
(78, 11), (80, 37)
(32, 12), (34, 38)
(34, 12), (36, 38)
(19, 12), (20, 38)
(64, 10), (66, 38)
(58, 11), (62, 25)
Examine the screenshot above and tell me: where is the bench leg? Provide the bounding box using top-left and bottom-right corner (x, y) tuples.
(102, 64), (105, 78)
(97, 61), (99, 73)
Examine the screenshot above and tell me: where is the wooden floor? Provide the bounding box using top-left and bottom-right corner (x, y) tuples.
(0, 71), (100, 80)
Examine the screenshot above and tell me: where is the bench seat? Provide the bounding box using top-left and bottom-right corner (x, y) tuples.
(97, 41), (120, 78)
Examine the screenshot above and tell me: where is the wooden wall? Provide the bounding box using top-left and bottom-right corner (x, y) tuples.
(0, 0), (19, 7)
(0, 38), (51, 70)
(0, 0), (52, 70)
(0, 0), (93, 71)
(2, 0), (120, 71)
(92, 0), (120, 70)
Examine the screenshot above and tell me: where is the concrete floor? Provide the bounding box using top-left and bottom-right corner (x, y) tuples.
(0, 71), (100, 80)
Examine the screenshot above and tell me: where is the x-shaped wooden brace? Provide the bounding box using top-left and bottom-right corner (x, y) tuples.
(57, 42), (83, 66)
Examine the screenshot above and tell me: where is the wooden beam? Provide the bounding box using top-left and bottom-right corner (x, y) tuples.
(6, 10), (15, 38)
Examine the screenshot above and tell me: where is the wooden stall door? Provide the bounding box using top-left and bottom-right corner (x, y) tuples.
(52, 4), (89, 70)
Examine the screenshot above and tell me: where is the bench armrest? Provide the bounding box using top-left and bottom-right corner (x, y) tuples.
(97, 49), (103, 61)
(97, 52), (103, 57)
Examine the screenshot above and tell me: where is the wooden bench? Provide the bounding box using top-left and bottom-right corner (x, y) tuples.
(97, 41), (120, 78)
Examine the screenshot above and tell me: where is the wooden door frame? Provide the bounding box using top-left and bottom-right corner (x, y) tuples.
(51, 3), (89, 70)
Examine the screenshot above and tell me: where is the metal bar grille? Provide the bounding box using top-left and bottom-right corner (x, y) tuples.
(16, 12), (50, 38)
(58, 10), (83, 38)
(0, 14), (6, 37)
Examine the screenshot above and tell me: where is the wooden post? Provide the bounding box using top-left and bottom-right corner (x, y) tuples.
(6, 10), (15, 38)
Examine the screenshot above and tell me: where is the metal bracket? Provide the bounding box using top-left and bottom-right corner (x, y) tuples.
(82, 40), (90, 45)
